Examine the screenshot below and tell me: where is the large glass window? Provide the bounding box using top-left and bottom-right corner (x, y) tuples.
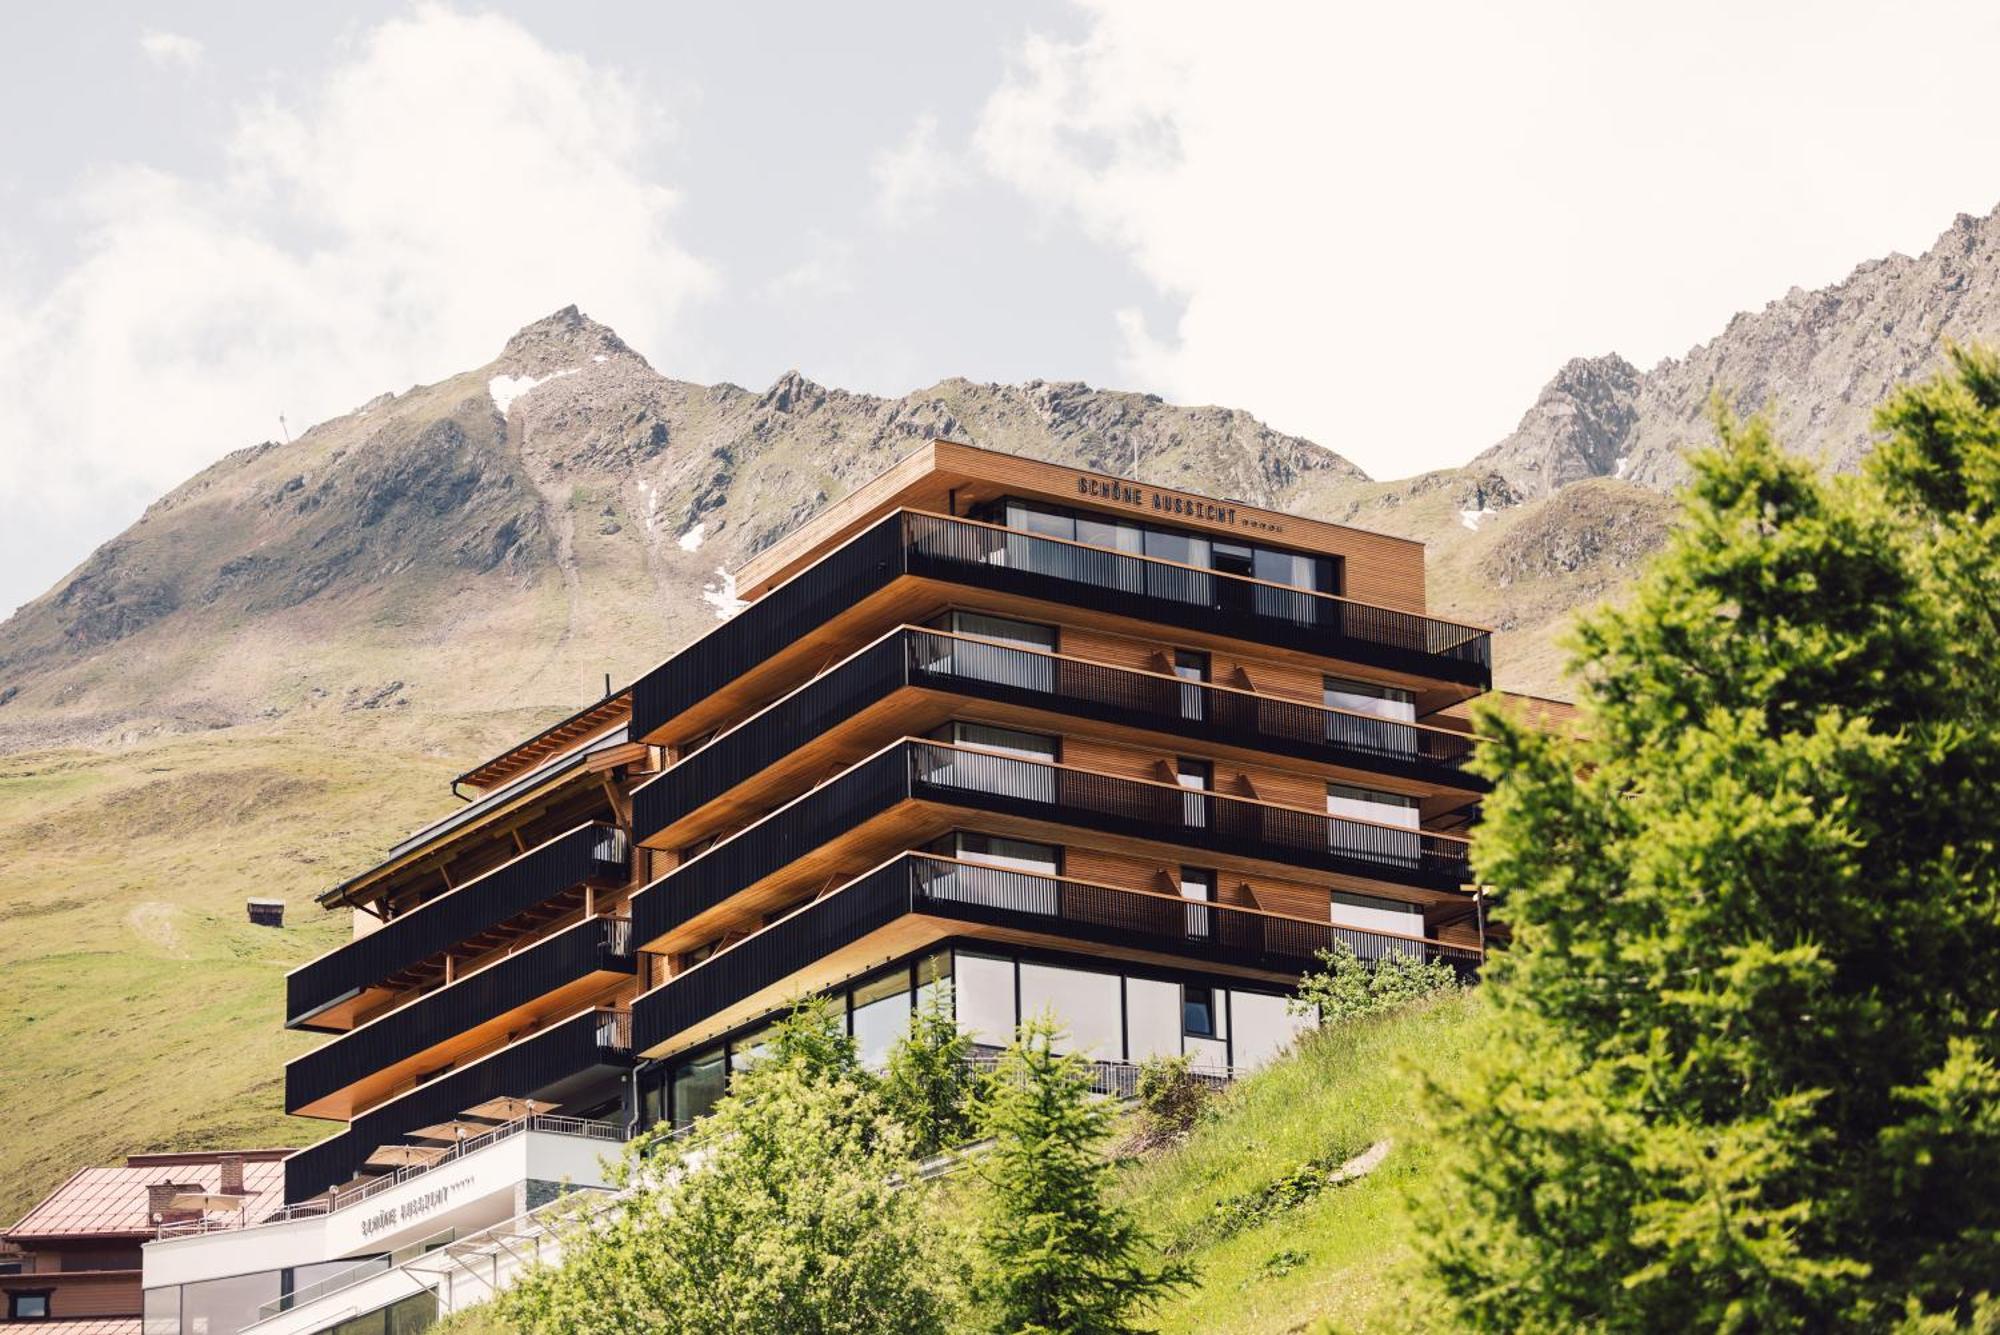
(850, 971), (913, 1069)
(946, 611), (1057, 650)
(950, 722), (1057, 760)
(1326, 782), (1422, 829)
(1075, 514), (1144, 555)
(952, 832), (1060, 873)
(670, 1047), (727, 1128)
(1143, 526), (1211, 569)
(1323, 674), (1416, 723)
(1005, 501), (1076, 541)
(955, 951), (1019, 1047)
(1020, 962), (1122, 1057)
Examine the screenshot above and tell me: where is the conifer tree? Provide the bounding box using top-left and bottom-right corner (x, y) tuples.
(971, 1015), (1191, 1333)
(500, 997), (950, 1334)
(1417, 355), (2000, 1330)
(882, 981), (981, 1157)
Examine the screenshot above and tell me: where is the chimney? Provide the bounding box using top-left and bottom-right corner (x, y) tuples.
(148, 1184), (197, 1223)
(218, 1155), (244, 1196)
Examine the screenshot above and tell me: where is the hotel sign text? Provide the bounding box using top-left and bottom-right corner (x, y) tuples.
(1074, 475), (1283, 534)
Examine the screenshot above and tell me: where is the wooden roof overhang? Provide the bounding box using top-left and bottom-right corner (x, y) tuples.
(454, 693), (633, 796)
(316, 739), (629, 912)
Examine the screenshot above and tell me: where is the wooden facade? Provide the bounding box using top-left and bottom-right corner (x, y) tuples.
(281, 438), (1526, 1202)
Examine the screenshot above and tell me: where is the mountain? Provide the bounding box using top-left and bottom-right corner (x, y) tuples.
(3, 204), (1999, 1223)
(1475, 207), (2000, 498)
(0, 306), (1361, 754)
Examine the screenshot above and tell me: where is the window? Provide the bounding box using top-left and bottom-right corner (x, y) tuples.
(1004, 500), (1076, 541)
(12, 1291), (51, 1319)
(1179, 868), (1216, 940)
(951, 832), (1060, 873)
(1326, 782), (1422, 828)
(1143, 526), (1210, 569)
(850, 971), (912, 1070)
(1211, 540), (1255, 577)
(1075, 514), (1144, 554)
(946, 611), (1057, 650)
(1182, 984), (1217, 1038)
(1323, 674), (1416, 723)
(1176, 757), (1212, 828)
(950, 722), (1058, 761)
(1329, 892), (1426, 958)
(670, 1047), (727, 1128)
(1172, 650), (1209, 719)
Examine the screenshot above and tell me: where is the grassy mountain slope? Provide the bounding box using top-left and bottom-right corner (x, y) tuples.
(1125, 994), (1477, 1334)
(4, 203), (1992, 1222)
(0, 724), (447, 1220)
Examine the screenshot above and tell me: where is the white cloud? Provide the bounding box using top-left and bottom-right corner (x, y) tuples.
(140, 30), (204, 68)
(974, 0), (2000, 478)
(0, 5), (715, 520)
(758, 232), (856, 302)
(870, 112), (968, 227)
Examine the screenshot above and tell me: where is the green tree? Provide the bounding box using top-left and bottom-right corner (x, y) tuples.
(882, 981), (982, 1157)
(499, 997), (951, 1334)
(1417, 355), (2000, 1331)
(971, 1014), (1191, 1333)
(1287, 940), (1460, 1025)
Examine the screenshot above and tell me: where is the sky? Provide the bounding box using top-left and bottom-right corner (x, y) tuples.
(5, 2), (2000, 617)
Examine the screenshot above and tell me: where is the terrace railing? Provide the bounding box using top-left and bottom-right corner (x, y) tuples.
(633, 740), (1471, 953)
(285, 916), (636, 1116)
(632, 627), (1479, 844)
(287, 823), (628, 1028)
(633, 852), (1479, 1054)
(628, 510), (1491, 740)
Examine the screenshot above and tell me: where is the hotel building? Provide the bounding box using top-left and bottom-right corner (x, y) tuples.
(141, 440), (1508, 1332)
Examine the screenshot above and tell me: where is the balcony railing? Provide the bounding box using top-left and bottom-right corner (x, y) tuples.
(287, 823), (629, 1029)
(633, 627), (1481, 844)
(628, 510), (1491, 740)
(285, 917), (636, 1116)
(632, 738), (1470, 953)
(284, 1007), (634, 1204)
(633, 852), (1479, 1055)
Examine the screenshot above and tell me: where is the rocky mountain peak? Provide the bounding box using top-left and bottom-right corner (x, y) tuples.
(758, 370), (827, 414)
(1473, 353), (1641, 499)
(496, 305), (636, 377)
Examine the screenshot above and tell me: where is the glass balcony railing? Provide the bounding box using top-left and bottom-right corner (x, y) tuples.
(630, 739), (1472, 953)
(629, 511), (1491, 740)
(632, 627), (1481, 846)
(633, 852), (1479, 1055)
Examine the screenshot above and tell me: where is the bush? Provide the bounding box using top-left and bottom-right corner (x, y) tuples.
(1288, 941), (1459, 1025)
(1134, 1053), (1209, 1144)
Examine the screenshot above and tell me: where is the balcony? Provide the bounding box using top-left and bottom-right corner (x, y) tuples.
(630, 739), (1472, 954)
(633, 852), (1480, 1057)
(287, 823), (629, 1031)
(285, 917), (636, 1120)
(628, 510), (1492, 741)
(633, 626), (1482, 847)
(284, 1007), (633, 1204)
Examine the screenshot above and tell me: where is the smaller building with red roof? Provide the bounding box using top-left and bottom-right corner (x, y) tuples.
(0, 1150), (291, 1333)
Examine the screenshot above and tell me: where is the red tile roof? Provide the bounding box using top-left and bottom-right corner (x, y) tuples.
(6, 1152), (293, 1240)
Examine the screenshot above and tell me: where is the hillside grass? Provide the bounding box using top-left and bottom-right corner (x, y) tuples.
(0, 727), (450, 1221)
(1122, 992), (1480, 1334)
